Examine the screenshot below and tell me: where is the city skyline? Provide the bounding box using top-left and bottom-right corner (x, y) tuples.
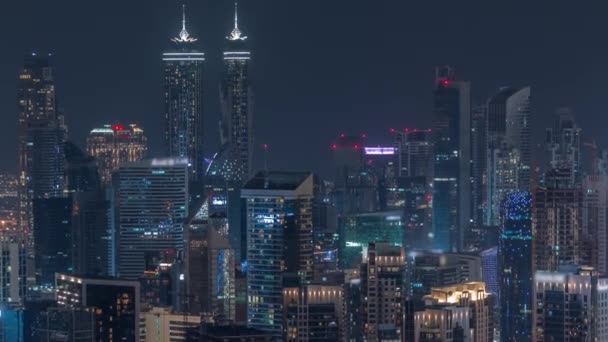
(3, 1), (608, 340)
(1, 1), (607, 178)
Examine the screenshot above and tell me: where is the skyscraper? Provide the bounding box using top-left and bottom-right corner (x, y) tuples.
(485, 87), (532, 226)
(431, 66), (471, 252)
(163, 6), (205, 185)
(361, 242), (405, 341)
(242, 172), (315, 337)
(86, 123), (147, 186)
(533, 266), (608, 341)
(394, 130), (433, 249)
(471, 105), (487, 230)
(534, 168), (588, 271)
(499, 192), (532, 342)
(185, 201), (236, 320)
(583, 175), (608, 274)
(220, 2), (254, 183)
(486, 87), (532, 187)
(114, 158), (188, 280)
(394, 129), (432, 178)
(546, 108), (582, 185)
(65, 142), (111, 277)
(17, 55), (68, 291)
(33, 197), (72, 285)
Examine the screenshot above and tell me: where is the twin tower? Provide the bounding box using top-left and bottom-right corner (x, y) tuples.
(162, 3), (253, 188)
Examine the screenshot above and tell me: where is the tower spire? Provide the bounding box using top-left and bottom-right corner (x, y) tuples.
(182, 4), (187, 31)
(234, 2), (239, 29)
(227, 1), (247, 41)
(172, 4), (197, 43)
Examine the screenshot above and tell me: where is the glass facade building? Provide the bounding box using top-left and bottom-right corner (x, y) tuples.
(163, 7), (205, 185)
(114, 158), (188, 280)
(499, 192), (532, 341)
(220, 3), (253, 182)
(431, 66), (471, 252)
(338, 210), (404, 270)
(241, 172), (315, 338)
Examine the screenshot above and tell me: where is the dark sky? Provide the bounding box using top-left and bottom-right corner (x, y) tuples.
(1, 1), (607, 178)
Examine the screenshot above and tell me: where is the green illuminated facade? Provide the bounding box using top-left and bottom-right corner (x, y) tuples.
(338, 210), (404, 269)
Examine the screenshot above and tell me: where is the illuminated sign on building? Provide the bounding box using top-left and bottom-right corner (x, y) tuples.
(364, 147), (395, 155)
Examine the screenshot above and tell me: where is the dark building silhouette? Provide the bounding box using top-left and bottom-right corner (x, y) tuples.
(65, 142), (111, 276)
(33, 197), (72, 286)
(431, 66), (471, 252)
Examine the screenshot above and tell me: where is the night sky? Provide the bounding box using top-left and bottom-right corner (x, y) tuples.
(1, 0), (607, 178)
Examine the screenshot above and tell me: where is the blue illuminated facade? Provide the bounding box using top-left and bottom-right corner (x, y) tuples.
(241, 172), (314, 338)
(499, 191), (532, 342)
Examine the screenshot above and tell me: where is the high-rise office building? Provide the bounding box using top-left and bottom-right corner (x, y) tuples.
(17, 53), (63, 244)
(415, 282), (493, 342)
(338, 210), (404, 270)
(534, 168), (588, 271)
(431, 66), (471, 252)
(360, 242), (405, 341)
(163, 6), (205, 185)
(220, 2), (254, 182)
(185, 201), (235, 320)
(408, 252), (482, 300)
(471, 105), (487, 230)
(65, 142), (111, 276)
(0, 242), (26, 305)
(283, 285), (345, 342)
(499, 192), (532, 341)
(546, 108), (582, 184)
(394, 130), (433, 249)
(533, 266), (608, 341)
(55, 273), (140, 342)
(33, 197), (72, 286)
(241, 172), (315, 337)
(394, 130), (432, 178)
(331, 134), (378, 214)
(114, 158), (188, 280)
(583, 175), (608, 274)
(87, 123), (147, 185)
(486, 87), (532, 189)
(486, 145), (521, 226)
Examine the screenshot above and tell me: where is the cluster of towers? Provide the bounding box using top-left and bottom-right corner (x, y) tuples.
(7, 3), (608, 341)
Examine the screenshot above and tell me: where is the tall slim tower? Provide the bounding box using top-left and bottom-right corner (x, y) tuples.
(220, 2), (253, 183)
(485, 87), (532, 225)
(499, 192), (533, 342)
(17, 54), (67, 283)
(431, 66), (471, 252)
(163, 5), (205, 185)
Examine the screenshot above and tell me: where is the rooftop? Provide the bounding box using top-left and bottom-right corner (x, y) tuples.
(243, 171), (312, 191)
